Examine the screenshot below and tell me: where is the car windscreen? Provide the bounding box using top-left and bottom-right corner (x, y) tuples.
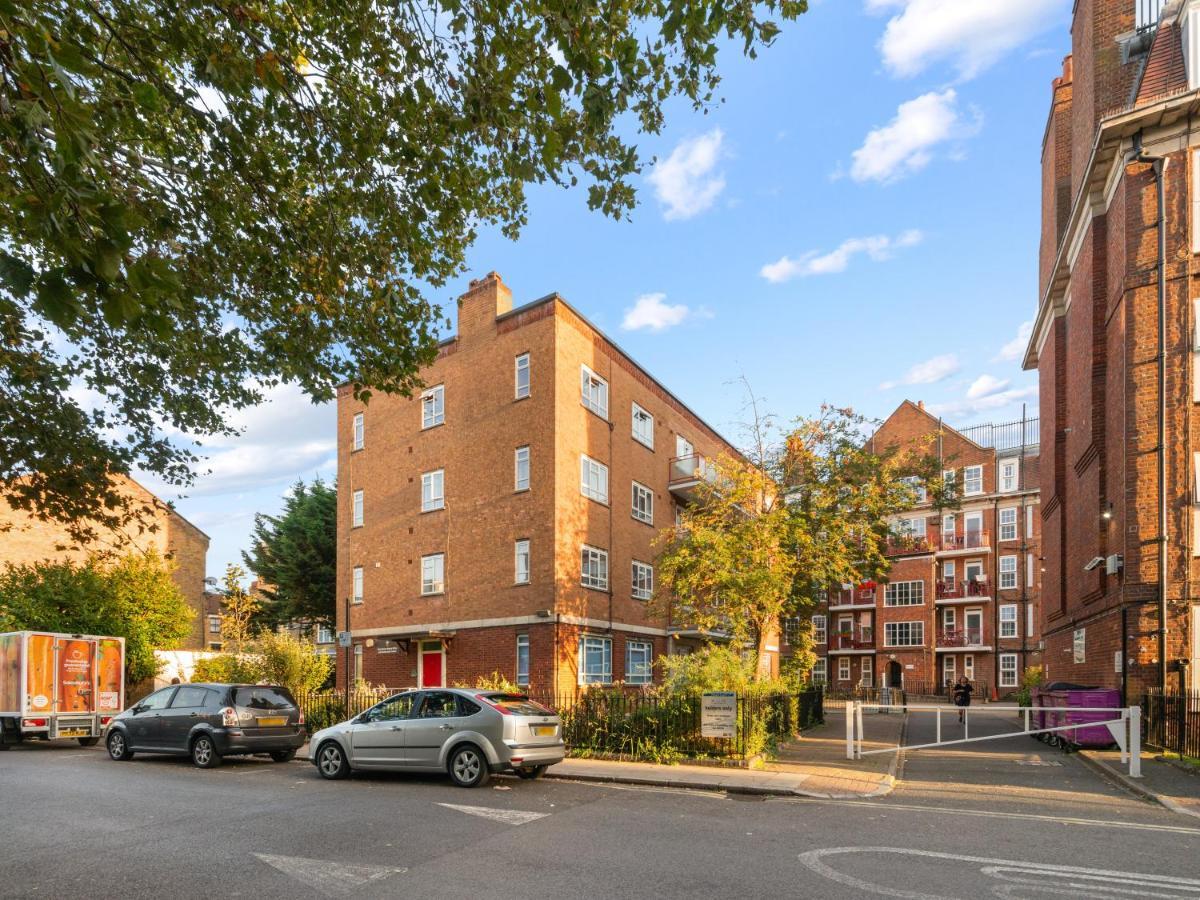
(482, 694), (553, 715)
(234, 687), (296, 710)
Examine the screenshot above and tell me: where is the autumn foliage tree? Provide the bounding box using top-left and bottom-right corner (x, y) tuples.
(0, 0), (805, 537)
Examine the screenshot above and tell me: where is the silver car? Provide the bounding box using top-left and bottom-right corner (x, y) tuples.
(309, 688), (565, 787)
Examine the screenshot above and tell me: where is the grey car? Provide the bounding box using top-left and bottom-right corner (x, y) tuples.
(309, 688), (564, 787)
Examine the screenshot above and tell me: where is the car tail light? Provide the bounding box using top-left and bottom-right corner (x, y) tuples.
(21, 718), (46, 728)
(100, 716), (112, 726)
(476, 694), (513, 715)
(510, 757), (523, 765)
(297, 709), (305, 726)
(220, 707), (238, 727)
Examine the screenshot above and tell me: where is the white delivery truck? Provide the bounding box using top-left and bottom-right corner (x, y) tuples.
(0, 631), (125, 748)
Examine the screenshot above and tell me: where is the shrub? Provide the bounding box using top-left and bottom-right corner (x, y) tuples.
(192, 654), (261, 684)
(256, 631), (334, 694)
(1016, 665), (1045, 706)
(454, 671), (520, 692)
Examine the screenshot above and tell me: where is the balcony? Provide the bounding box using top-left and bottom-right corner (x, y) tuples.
(936, 531), (990, 553)
(828, 587), (877, 610)
(668, 454), (716, 503)
(886, 534), (934, 558)
(935, 579), (990, 602)
(937, 628), (988, 651)
(829, 628), (875, 653)
(1137, 0), (1164, 35)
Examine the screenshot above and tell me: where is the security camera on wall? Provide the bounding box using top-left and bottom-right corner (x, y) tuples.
(1083, 556), (1105, 572)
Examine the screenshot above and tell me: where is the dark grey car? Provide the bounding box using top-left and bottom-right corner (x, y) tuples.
(104, 683), (306, 768)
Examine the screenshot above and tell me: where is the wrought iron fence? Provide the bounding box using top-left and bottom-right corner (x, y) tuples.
(530, 689), (824, 761)
(958, 417), (1040, 452)
(295, 687), (395, 734)
(1142, 690), (1200, 759)
(1136, 0), (1165, 35)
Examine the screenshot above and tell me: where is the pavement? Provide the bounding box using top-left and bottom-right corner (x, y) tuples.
(548, 708), (902, 799)
(4, 735), (1200, 899)
(1079, 746), (1200, 819)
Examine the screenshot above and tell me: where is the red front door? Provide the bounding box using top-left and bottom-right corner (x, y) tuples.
(420, 643), (443, 688)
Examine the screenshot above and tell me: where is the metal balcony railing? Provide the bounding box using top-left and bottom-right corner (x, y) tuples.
(830, 628), (874, 651)
(938, 628), (984, 648)
(1136, 0), (1165, 35)
(886, 534), (933, 557)
(937, 531), (990, 551)
(935, 580), (990, 599)
(668, 454), (716, 493)
(828, 587), (876, 607)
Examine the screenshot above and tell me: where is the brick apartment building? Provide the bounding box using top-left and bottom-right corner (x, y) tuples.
(1024, 0), (1200, 696)
(334, 272), (746, 694)
(803, 402), (1043, 698)
(0, 474), (213, 650)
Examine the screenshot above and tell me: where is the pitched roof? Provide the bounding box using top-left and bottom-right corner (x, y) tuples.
(1133, 14), (1188, 108)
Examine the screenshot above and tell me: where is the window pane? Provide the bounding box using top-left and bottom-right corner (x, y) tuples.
(353, 413), (364, 451)
(515, 446), (530, 491)
(352, 490), (364, 527)
(515, 354), (530, 399)
(515, 540), (530, 584)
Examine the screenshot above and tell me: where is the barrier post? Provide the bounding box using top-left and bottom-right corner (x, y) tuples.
(846, 700), (856, 760)
(1129, 706), (1142, 778)
(1024, 708), (1030, 733)
(856, 702), (865, 759)
(936, 707), (941, 745)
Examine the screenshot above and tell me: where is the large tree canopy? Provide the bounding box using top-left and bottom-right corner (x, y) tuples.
(242, 478), (335, 629)
(0, 0), (804, 532)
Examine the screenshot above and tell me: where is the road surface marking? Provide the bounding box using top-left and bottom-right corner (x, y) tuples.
(252, 853), (406, 897)
(437, 802), (549, 825)
(771, 797), (1200, 835)
(797, 847), (1200, 899)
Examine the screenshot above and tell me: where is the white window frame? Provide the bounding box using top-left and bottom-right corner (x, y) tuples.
(884, 581), (924, 607)
(942, 560), (956, 582)
(352, 489), (364, 528)
(943, 468), (956, 488)
(581, 365), (608, 419)
(631, 560), (653, 601)
(632, 402), (654, 449)
(812, 657), (827, 684)
(900, 475), (928, 504)
(999, 507), (1017, 541)
(421, 469), (445, 512)
(999, 555), (1017, 590)
(838, 657), (851, 681)
(965, 560), (985, 583)
(999, 604), (1018, 638)
(421, 384), (444, 429)
(964, 465), (983, 496)
(812, 614), (826, 644)
(516, 634), (530, 686)
(514, 446), (530, 492)
(884, 621), (925, 647)
(515, 353), (530, 400)
(581, 545), (609, 591)
(514, 539), (530, 585)
(207, 615), (221, 635)
(942, 655), (956, 685)
(352, 566), (363, 604)
(1027, 603), (1035, 638)
(631, 481), (653, 524)
(1026, 506), (1035, 538)
(1027, 554), (1035, 588)
(421, 553), (445, 595)
(943, 514), (955, 536)
(1073, 628), (1086, 663)
(999, 653), (1018, 688)
(963, 654), (975, 681)
(625, 640), (653, 685)
(317, 624), (335, 644)
(352, 412), (364, 451)
(580, 454), (609, 503)
(999, 458), (1018, 493)
(579, 635), (612, 685)
(860, 655), (873, 687)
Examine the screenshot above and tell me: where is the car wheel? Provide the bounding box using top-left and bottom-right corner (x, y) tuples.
(448, 744), (489, 788)
(191, 734), (222, 768)
(78, 737), (100, 748)
(316, 741), (350, 780)
(270, 749), (297, 763)
(106, 730), (134, 761)
(515, 765), (548, 780)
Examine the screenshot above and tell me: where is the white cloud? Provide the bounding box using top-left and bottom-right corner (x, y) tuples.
(849, 89), (981, 184)
(647, 129), (726, 221)
(867, 0), (1067, 81)
(760, 230), (922, 283)
(879, 353), (960, 390)
(621, 293), (712, 332)
(139, 382), (336, 498)
(927, 385), (1038, 421)
(994, 320), (1034, 362)
(966, 374), (1010, 400)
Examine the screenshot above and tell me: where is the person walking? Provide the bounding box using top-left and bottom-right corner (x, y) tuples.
(953, 675), (973, 724)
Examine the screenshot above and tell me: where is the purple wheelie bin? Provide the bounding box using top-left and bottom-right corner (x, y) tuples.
(1037, 684), (1121, 749)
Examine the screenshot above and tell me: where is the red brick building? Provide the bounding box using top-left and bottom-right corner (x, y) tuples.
(1024, 0), (1200, 696)
(805, 402), (1043, 698)
(334, 273), (744, 695)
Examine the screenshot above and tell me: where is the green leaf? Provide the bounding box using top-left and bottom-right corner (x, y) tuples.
(132, 83), (161, 112)
(0, 252), (35, 297)
(35, 273), (77, 326)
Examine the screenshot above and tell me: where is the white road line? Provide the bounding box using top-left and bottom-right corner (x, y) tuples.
(771, 797), (1200, 836)
(436, 802), (549, 825)
(797, 847), (1200, 900)
(252, 853), (406, 897)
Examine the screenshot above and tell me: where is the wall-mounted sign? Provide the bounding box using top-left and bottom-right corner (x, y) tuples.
(701, 692), (737, 739)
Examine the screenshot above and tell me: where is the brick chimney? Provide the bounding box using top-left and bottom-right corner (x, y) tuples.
(457, 271), (513, 341)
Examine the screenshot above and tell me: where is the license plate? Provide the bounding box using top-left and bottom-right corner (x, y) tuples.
(532, 725), (555, 736)
(59, 728), (88, 738)
(257, 717), (287, 727)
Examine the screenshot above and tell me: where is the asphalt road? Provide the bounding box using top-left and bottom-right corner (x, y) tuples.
(1, 727), (1198, 900)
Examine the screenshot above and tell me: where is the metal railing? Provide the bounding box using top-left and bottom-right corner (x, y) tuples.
(668, 454), (715, 487)
(1142, 689), (1200, 758)
(830, 629), (874, 650)
(937, 531), (990, 552)
(828, 587), (876, 607)
(295, 687), (397, 733)
(886, 535), (933, 557)
(958, 417), (1040, 452)
(1136, 0), (1165, 34)
(936, 579), (990, 599)
(937, 628), (984, 648)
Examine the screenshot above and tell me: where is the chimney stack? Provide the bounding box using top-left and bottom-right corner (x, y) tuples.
(457, 271), (513, 341)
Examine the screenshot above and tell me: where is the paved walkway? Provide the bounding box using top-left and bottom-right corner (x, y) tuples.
(1080, 747), (1200, 819)
(549, 708), (903, 799)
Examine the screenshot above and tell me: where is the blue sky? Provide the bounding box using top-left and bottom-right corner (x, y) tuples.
(150, 0), (1071, 579)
